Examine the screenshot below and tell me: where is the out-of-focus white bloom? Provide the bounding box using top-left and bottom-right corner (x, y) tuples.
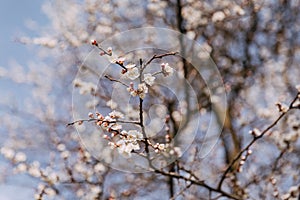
(73, 79), (97, 95)
(45, 187), (56, 196)
(137, 83), (148, 99)
(60, 151), (70, 159)
(106, 99), (118, 109)
(76, 189), (84, 198)
(15, 152), (27, 162)
(170, 147), (182, 157)
(161, 63), (174, 77)
(125, 64), (139, 80)
(109, 110), (124, 119)
(94, 163), (105, 172)
(14, 163), (27, 173)
(84, 151), (91, 160)
(212, 11), (226, 22)
(232, 5), (245, 15)
(74, 163), (86, 173)
(144, 73), (156, 86)
(20, 36), (57, 48)
(0, 147), (15, 160)
(85, 98), (99, 109)
(126, 105), (139, 119)
(48, 172), (58, 183)
(28, 165), (41, 178)
(57, 143), (66, 152)
(37, 183), (46, 191)
(91, 185), (102, 194)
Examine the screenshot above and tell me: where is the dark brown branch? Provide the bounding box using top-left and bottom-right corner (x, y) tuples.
(143, 52), (178, 70)
(66, 118), (140, 127)
(153, 169), (239, 200)
(104, 74), (129, 87)
(217, 92), (300, 190)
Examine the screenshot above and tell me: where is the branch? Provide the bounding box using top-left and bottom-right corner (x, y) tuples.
(66, 118), (140, 127)
(153, 168), (239, 200)
(217, 92), (300, 190)
(104, 74), (129, 87)
(143, 52), (178, 70)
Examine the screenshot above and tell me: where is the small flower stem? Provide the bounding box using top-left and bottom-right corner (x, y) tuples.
(94, 44), (112, 56)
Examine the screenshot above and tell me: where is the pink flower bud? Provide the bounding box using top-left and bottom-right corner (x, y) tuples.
(91, 39), (98, 46)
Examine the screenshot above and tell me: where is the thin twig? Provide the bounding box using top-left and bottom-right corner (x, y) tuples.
(66, 118), (140, 126)
(104, 74), (129, 87)
(143, 52), (178, 70)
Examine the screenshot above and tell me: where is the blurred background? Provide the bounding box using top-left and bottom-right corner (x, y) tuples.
(0, 0), (299, 199)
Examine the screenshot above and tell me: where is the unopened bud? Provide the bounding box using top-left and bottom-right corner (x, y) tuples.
(91, 39), (98, 46)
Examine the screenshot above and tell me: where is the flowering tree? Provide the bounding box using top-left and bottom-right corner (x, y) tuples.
(1, 0), (300, 199)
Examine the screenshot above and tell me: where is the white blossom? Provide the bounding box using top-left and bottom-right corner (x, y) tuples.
(161, 63), (174, 77)
(94, 163), (105, 172)
(57, 143), (66, 152)
(212, 11), (226, 22)
(28, 165), (41, 178)
(125, 64), (139, 80)
(249, 128), (262, 137)
(158, 143), (165, 151)
(14, 163), (27, 173)
(126, 130), (143, 141)
(144, 73), (156, 86)
(110, 123), (122, 130)
(137, 83), (148, 99)
(116, 139), (140, 158)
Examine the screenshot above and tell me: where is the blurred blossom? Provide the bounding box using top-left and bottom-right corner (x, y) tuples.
(144, 73), (156, 86)
(14, 152), (27, 162)
(0, 147), (15, 160)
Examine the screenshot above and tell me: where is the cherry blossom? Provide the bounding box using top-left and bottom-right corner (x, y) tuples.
(161, 63), (174, 77)
(124, 64), (139, 80)
(143, 73), (156, 86)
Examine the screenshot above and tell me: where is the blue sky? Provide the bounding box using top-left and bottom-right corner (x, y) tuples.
(0, 0), (47, 67)
(0, 1), (47, 198)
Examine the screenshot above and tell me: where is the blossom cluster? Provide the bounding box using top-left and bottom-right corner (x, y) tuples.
(76, 40), (178, 158)
(87, 111), (144, 158)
